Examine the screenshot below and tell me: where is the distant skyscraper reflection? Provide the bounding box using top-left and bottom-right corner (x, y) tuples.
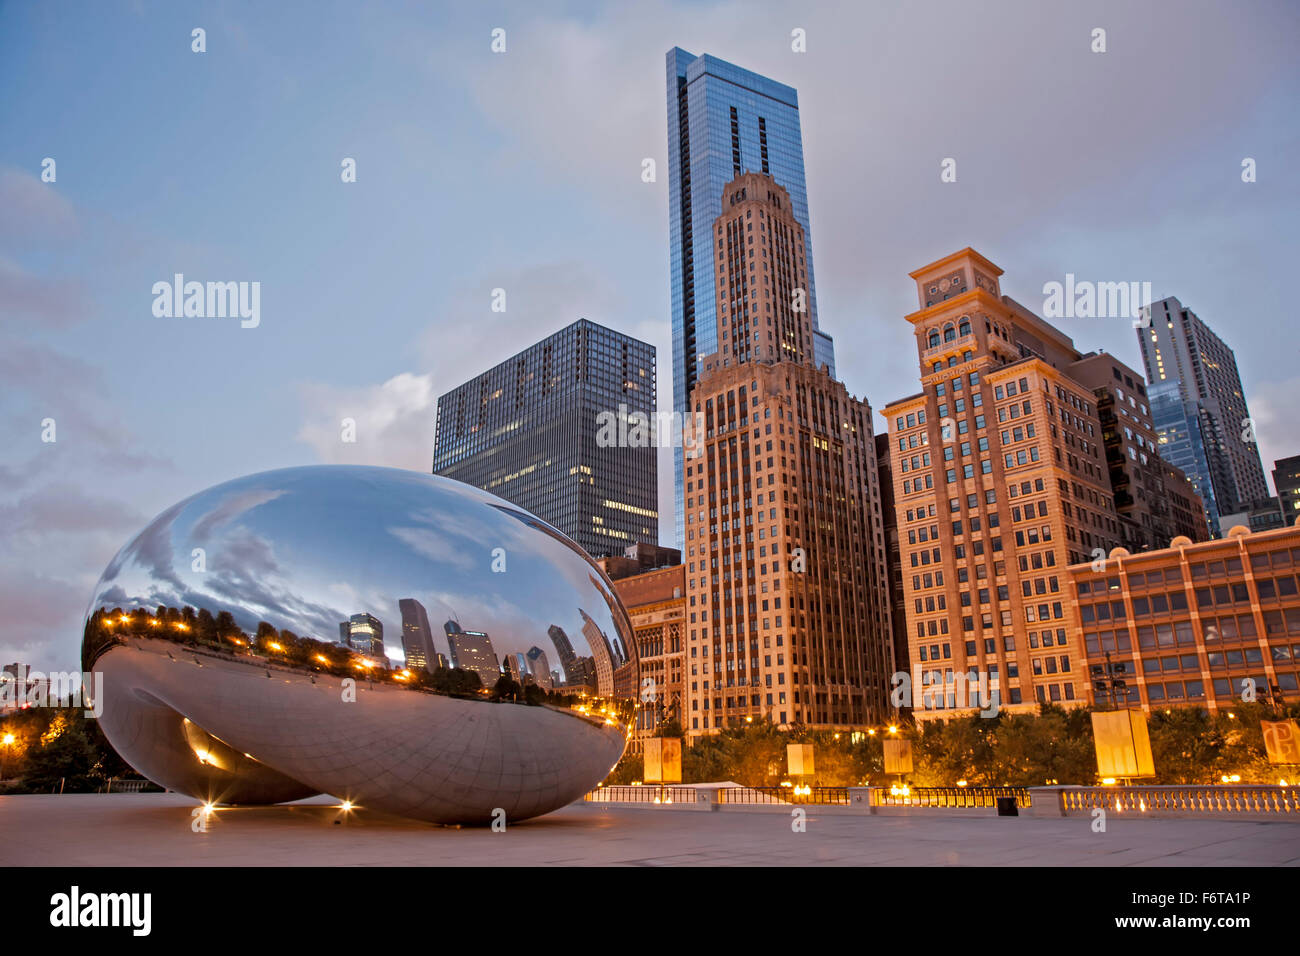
(339, 612), (385, 660)
(398, 598), (436, 672)
(526, 645), (553, 691)
(444, 619), (501, 689)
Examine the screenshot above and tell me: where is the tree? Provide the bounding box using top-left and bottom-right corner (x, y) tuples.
(214, 610), (239, 641)
(989, 706), (1095, 785)
(605, 752), (643, 785)
(492, 673), (521, 701)
(195, 608), (217, 646)
(22, 713), (102, 793)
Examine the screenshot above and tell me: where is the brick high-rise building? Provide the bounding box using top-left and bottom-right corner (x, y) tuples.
(682, 173), (894, 738)
(666, 48), (836, 548)
(883, 248), (1126, 719)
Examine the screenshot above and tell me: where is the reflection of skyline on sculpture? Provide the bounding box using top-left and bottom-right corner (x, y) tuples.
(88, 466), (635, 682)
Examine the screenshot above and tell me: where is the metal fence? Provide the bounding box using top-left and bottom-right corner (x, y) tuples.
(585, 786), (698, 804)
(873, 786), (1032, 808)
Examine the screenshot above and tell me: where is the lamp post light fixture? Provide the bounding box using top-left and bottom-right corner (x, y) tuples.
(1092, 651), (1129, 710)
(0, 732), (14, 782)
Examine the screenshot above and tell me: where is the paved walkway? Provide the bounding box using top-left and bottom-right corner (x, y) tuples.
(2, 793), (1297, 866)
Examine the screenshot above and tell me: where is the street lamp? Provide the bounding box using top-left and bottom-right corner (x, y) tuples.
(1, 732), (14, 782)
(1091, 651), (1129, 710)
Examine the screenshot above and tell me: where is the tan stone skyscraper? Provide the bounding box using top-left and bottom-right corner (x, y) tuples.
(682, 173), (894, 738)
(883, 248), (1125, 718)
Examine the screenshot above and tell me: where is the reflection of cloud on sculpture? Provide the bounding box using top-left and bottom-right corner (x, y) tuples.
(89, 466), (638, 665)
(190, 488), (288, 542)
(387, 525), (477, 573)
(84, 465), (634, 824)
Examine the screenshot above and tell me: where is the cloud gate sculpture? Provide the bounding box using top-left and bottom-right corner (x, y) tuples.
(83, 466), (636, 824)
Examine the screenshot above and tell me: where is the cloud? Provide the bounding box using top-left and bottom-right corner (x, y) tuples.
(0, 338), (171, 477)
(0, 167), (76, 245)
(0, 483), (146, 541)
(1246, 376), (1300, 494)
(295, 372), (436, 470)
(0, 568), (87, 669)
(0, 335), (180, 670)
(414, 261), (627, 391)
(295, 261), (633, 473)
(0, 257), (90, 328)
(450, 12), (670, 204)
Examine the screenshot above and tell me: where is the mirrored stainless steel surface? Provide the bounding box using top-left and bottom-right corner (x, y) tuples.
(83, 465), (635, 824)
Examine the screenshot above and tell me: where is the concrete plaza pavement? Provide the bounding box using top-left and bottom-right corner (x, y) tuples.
(2, 793), (1298, 866)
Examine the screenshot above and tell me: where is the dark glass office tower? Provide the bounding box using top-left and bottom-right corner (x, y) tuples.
(398, 598), (436, 672)
(1137, 296), (1269, 532)
(666, 47), (834, 547)
(432, 318), (657, 558)
(1147, 381), (1221, 535)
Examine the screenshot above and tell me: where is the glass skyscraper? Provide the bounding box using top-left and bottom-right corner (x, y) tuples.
(666, 47), (834, 547)
(1147, 380), (1221, 535)
(432, 318), (657, 558)
(1137, 296), (1269, 534)
(339, 612), (385, 660)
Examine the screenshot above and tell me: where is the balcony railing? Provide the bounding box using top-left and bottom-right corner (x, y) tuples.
(718, 786), (851, 805)
(1045, 784), (1299, 816)
(584, 784), (1299, 817)
(921, 332), (974, 361)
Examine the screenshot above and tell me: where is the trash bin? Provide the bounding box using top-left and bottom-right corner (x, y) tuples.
(996, 796), (1018, 816)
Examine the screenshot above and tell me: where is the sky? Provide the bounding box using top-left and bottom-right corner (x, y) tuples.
(3, 0), (1298, 672)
